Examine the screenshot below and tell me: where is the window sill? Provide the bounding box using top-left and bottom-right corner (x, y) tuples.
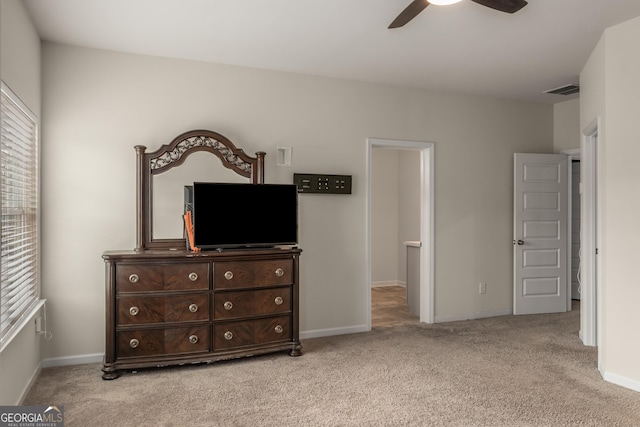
(0, 299), (46, 353)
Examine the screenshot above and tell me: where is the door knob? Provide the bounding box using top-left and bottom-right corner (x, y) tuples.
(516, 240), (524, 245)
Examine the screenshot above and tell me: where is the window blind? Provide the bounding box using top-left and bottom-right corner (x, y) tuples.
(0, 81), (40, 349)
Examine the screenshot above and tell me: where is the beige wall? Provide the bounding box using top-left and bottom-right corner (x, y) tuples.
(40, 42), (553, 360)
(581, 15), (640, 389)
(0, 0), (42, 405)
(396, 149), (421, 283)
(0, 0), (40, 111)
(371, 148), (421, 287)
(553, 98), (580, 152)
(371, 148), (400, 285)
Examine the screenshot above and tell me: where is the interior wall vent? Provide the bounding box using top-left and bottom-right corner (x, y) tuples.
(543, 84), (580, 96)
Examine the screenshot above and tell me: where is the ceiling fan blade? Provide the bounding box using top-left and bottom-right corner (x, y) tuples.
(470, 0), (528, 13)
(388, 0), (430, 29)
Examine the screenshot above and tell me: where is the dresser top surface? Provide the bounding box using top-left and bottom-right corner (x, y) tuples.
(103, 247), (302, 261)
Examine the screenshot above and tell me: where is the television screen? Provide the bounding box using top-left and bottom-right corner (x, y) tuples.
(192, 182), (298, 250)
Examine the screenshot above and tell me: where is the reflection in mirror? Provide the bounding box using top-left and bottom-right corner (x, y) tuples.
(152, 151), (248, 239)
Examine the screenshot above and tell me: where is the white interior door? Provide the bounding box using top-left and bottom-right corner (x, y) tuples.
(513, 153), (569, 315)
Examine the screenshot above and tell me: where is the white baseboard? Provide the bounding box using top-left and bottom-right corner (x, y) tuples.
(18, 364), (42, 405)
(301, 325), (369, 340)
(371, 280), (406, 288)
(303, 309), (514, 339)
(40, 353), (103, 369)
(602, 370), (640, 393)
(435, 308), (512, 323)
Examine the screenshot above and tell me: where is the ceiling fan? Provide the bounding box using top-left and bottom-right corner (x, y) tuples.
(388, 0), (528, 29)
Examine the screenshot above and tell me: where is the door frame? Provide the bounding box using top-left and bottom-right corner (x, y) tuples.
(366, 138), (435, 326)
(580, 118), (601, 351)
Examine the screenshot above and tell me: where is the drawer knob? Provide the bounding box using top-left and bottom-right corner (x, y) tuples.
(128, 274), (139, 283)
(224, 331), (233, 340)
(274, 325), (284, 334)
(275, 268), (284, 277)
(224, 271), (234, 280)
(188, 272), (198, 281)
(189, 335), (199, 344)
(274, 296), (284, 305)
(189, 303), (198, 313)
(223, 301), (233, 310)
(129, 338), (139, 349)
(129, 306), (139, 316)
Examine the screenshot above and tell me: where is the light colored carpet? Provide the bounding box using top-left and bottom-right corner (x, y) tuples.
(24, 307), (640, 426)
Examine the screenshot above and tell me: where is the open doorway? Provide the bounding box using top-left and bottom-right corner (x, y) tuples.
(366, 138), (434, 329)
(580, 119), (600, 349)
(370, 147), (420, 327)
(571, 159), (581, 301)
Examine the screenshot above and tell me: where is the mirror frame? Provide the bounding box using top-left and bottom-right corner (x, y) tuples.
(135, 129), (265, 251)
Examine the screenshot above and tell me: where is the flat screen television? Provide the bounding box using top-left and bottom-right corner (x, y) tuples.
(191, 182), (298, 250)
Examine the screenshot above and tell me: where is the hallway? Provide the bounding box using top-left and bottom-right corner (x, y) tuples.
(371, 285), (419, 327)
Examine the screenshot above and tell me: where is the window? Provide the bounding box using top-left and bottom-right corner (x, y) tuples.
(0, 81), (40, 351)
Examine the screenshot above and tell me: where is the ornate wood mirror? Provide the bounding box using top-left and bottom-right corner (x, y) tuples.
(135, 129), (265, 251)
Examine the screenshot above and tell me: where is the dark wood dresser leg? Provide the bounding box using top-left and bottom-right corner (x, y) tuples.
(101, 365), (121, 380)
(289, 342), (302, 357)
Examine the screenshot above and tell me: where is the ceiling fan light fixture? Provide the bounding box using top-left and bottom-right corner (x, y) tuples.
(428, 0), (463, 5)
(388, 0), (527, 29)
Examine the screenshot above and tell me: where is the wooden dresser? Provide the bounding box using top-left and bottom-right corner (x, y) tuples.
(102, 130), (302, 379)
(102, 248), (301, 379)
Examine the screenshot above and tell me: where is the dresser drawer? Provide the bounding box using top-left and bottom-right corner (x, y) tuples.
(214, 288), (291, 320)
(117, 325), (210, 358)
(117, 293), (209, 326)
(214, 259), (292, 289)
(117, 263), (209, 292)
(214, 316), (291, 350)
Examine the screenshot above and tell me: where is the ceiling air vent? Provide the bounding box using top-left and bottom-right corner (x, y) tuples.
(544, 84), (580, 96)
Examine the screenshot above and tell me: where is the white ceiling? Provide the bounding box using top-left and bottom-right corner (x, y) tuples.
(23, 0), (640, 104)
